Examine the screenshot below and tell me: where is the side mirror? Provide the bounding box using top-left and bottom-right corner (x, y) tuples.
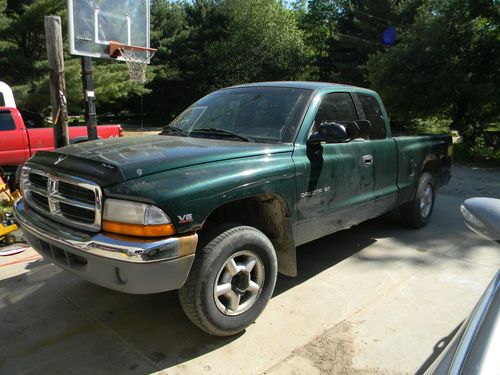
(461, 197), (500, 244)
(308, 122), (349, 145)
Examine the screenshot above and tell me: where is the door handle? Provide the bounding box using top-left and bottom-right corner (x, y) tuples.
(362, 154), (373, 166)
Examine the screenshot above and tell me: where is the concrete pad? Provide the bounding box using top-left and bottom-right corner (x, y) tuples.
(0, 193), (498, 375)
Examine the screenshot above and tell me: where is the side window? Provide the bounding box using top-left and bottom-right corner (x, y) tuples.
(314, 93), (358, 127)
(0, 110), (16, 131)
(358, 94), (387, 139)
(0, 92), (5, 106)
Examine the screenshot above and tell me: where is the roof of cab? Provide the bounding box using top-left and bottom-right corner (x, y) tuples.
(226, 81), (377, 95)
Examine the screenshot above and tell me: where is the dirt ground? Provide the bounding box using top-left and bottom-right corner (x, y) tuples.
(123, 129), (161, 137)
(266, 164), (500, 375)
(440, 163), (500, 199)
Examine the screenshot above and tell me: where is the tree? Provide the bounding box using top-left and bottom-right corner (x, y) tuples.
(1, 0), (152, 119)
(295, 0), (424, 85)
(2, 0), (65, 116)
(145, 0), (227, 120)
(330, 0), (398, 85)
(0, 0), (12, 76)
(366, 0), (499, 145)
(293, 0), (338, 80)
(208, 0), (308, 86)
(147, 0), (308, 121)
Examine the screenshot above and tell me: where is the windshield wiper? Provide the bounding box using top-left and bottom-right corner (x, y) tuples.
(190, 128), (255, 142)
(160, 126), (188, 137)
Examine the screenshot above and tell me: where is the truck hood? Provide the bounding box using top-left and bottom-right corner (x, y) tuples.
(27, 135), (293, 186)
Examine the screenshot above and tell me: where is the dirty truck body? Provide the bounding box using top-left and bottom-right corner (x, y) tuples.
(14, 82), (452, 336)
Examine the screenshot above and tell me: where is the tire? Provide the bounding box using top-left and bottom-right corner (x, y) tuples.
(6, 234), (15, 246)
(400, 172), (436, 228)
(179, 224), (278, 336)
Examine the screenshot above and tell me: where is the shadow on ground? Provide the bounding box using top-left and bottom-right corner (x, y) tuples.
(276, 194), (484, 296)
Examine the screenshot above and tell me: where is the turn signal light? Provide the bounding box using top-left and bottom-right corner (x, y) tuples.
(103, 220), (176, 237)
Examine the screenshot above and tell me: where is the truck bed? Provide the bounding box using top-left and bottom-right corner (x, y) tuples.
(394, 134), (453, 204)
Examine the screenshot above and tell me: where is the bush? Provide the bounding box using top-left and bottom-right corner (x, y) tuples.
(454, 137), (500, 166)
(411, 117), (450, 135)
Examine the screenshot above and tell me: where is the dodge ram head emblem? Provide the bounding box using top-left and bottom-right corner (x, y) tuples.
(177, 214), (193, 224)
(54, 155), (68, 165)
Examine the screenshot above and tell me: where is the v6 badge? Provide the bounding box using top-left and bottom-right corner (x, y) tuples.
(177, 214), (193, 224)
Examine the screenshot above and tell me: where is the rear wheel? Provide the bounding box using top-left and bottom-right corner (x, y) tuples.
(179, 225), (277, 336)
(400, 172), (435, 228)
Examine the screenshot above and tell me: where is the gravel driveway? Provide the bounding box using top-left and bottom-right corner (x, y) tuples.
(440, 164), (500, 199)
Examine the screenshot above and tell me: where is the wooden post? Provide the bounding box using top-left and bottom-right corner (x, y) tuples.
(44, 15), (69, 148)
(81, 56), (98, 140)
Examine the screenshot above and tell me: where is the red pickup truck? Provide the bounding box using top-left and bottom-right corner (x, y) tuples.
(0, 106), (122, 168)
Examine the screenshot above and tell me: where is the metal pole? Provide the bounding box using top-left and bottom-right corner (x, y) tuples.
(44, 16), (69, 148)
(81, 56), (98, 140)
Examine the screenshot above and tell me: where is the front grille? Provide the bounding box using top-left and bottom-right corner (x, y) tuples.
(58, 181), (95, 205)
(29, 173), (48, 189)
(22, 167), (102, 232)
(31, 192), (50, 211)
(59, 202), (95, 224)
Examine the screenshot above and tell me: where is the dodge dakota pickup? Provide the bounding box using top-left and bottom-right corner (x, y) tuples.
(14, 82), (452, 336)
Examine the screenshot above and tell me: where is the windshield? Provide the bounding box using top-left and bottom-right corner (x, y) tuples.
(163, 87), (312, 143)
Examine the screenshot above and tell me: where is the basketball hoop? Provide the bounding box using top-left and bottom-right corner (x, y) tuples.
(109, 41), (157, 84)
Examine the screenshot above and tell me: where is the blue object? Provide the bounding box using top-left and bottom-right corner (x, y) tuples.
(382, 27), (397, 46)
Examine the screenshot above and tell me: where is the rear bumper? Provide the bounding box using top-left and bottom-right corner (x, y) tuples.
(14, 199), (197, 294)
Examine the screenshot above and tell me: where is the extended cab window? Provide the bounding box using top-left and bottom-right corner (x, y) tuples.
(315, 93), (358, 125)
(358, 94), (387, 139)
(0, 110), (15, 131)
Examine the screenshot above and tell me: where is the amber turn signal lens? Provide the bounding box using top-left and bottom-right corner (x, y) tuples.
(102, 220), (176, 237)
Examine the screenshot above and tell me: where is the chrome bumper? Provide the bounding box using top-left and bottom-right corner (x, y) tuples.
(14, 199), (197, 294)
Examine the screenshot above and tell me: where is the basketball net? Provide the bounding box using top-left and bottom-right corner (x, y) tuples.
(120, 48), (156, 84)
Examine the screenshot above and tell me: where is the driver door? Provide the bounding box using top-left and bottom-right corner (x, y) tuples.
(295, 92), (375, 244)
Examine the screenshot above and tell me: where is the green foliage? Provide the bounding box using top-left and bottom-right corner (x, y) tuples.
(411, 117), (450, 135)
(0, 0), (12, 57)
(0, 0), (498, 164)
(455, 138), (500, 166)
(208, 0), (308, 85)
(1, 0), (153, 118)
(1, 0), (64, 85)
(367, 0), (500, 146)
(295, 0), (421, 84)
(146, 0), (308, 120)
(294, 0), (339, 80)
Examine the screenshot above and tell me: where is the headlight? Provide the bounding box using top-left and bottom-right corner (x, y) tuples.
(102, 199), (176, 237)
(460, 204), (485, 228)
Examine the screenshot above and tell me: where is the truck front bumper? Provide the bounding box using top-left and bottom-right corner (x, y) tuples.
(14, 199), (197, 294)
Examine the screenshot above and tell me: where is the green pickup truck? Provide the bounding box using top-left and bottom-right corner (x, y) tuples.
(14, 82), (452, 336)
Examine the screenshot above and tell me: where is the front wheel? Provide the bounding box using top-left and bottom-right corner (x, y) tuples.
(400, 172), (436, 228)
(179, 225), (277, 336)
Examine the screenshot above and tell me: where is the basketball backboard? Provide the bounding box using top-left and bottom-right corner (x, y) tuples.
(67, 0), (151, 61)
